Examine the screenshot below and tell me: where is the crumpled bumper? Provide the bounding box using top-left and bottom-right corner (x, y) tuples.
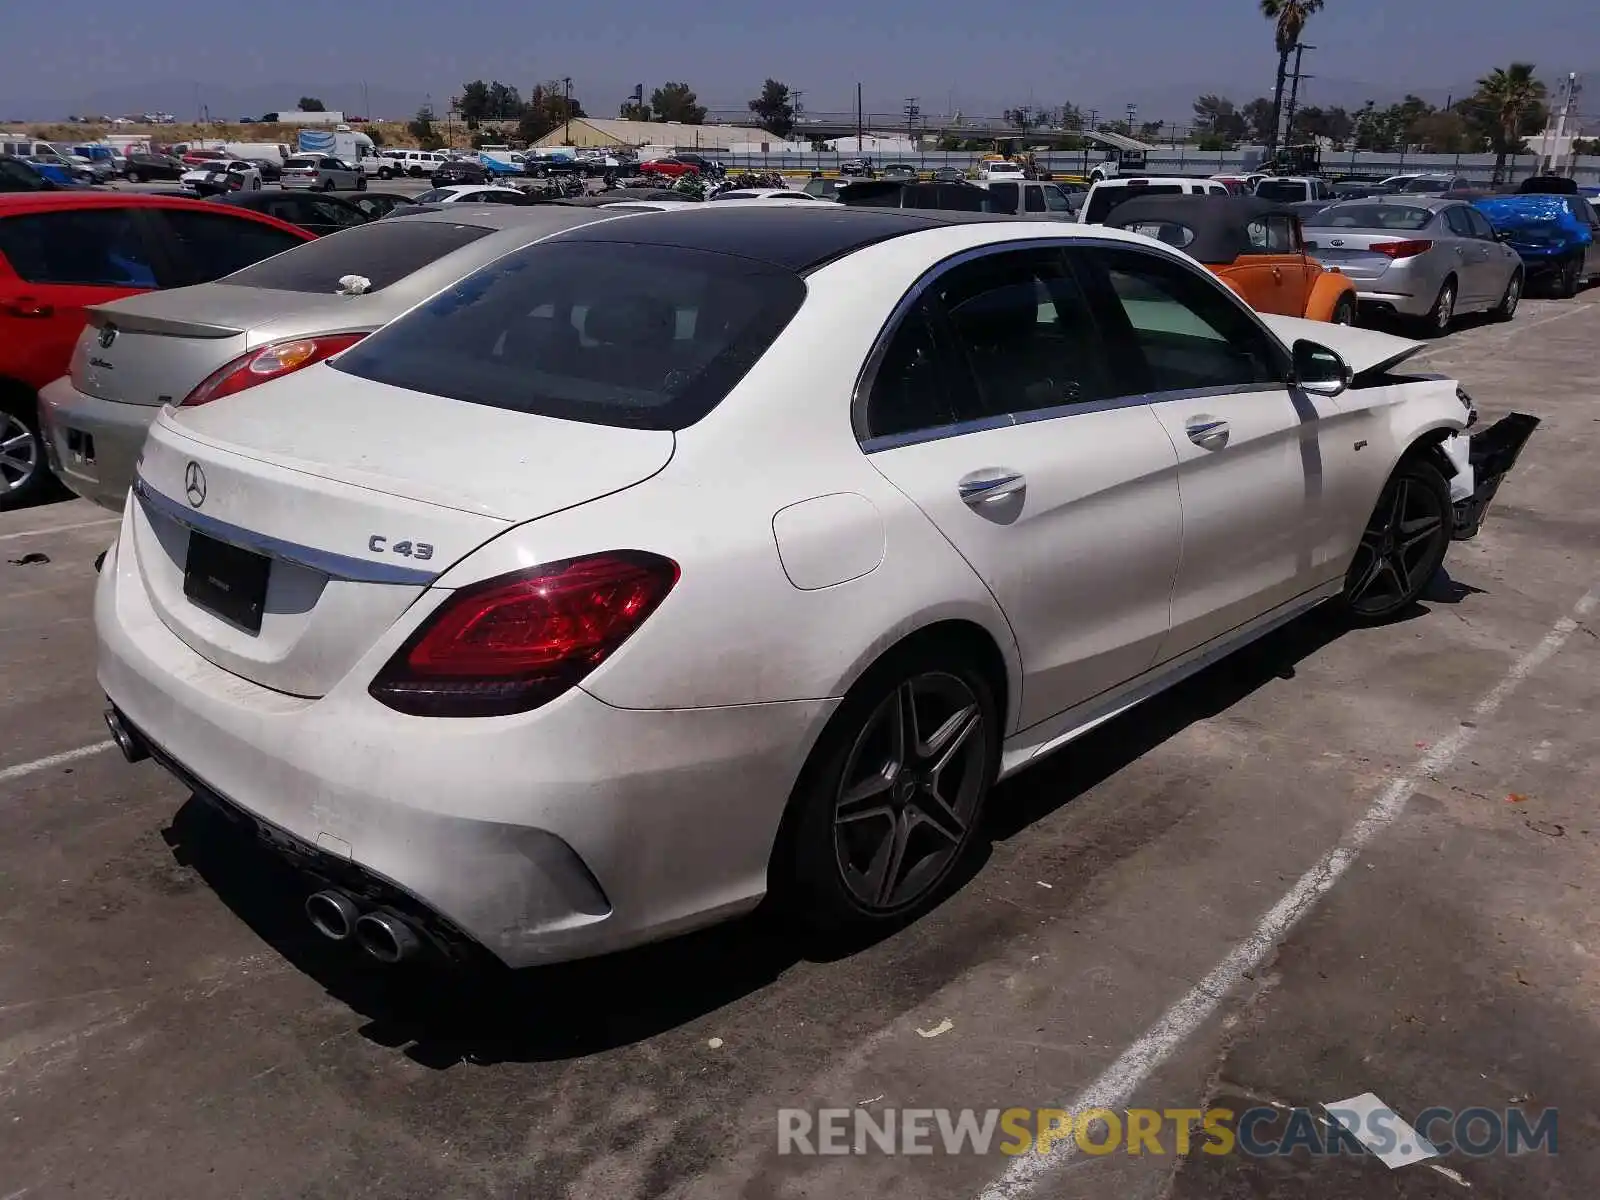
(1444, 412), (1541, 540)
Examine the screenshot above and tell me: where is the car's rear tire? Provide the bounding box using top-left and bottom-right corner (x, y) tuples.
(1338, 457), (1452, 623)
(1330, 293), (1357, 325)
(1492, 270), (1522, 321)
(378, 167), (392, 180)
(1551, 254), (1582, 299)
(775, 644), (1000, 942)
(0, 398), (62, 513)
(1419, 277), (1456, 337)
(126, 169), (142, 183)
(356, 175), (367, 191)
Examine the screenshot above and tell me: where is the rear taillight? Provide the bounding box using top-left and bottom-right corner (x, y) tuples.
(1370, 239), (1433, 259)
(180, 333), (367, 407)
(369, 552), (679, 717)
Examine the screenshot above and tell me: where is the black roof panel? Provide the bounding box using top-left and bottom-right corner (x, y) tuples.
(1100, 193), (1294, 265)
(544, 204), (1016, 274)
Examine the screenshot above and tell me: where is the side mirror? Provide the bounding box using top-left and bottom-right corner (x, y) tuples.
(1292, 338), (1352, 398)
(1493, 229), (1512, 242)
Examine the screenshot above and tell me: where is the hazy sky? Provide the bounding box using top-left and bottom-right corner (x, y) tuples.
(3, 0), (1595, 120)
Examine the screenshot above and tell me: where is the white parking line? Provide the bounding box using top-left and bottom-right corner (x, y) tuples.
(0, 741), (115, 785)
(977, 579), (1600, 1199)
(0, 518), (119, 543)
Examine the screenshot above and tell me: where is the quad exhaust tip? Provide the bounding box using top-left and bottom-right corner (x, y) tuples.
(305, 890), (361, 941)
(354, 911), (421, 964)
(103, 707), (149, 764)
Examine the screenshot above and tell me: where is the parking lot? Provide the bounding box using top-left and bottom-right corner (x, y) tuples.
(2, 288), (1598, 1199)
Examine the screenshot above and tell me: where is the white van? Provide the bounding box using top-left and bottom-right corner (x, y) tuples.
(1080, 176), (1230, 224)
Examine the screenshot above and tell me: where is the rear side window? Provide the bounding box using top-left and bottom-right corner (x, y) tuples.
(0, 209), (162, 287)
(988, 182), (1019, 211)
(333, 242), (807, 431)
(1254, 180), (1306, 202)
(224, 220), (490, 292)
(285, 157), (316, 169)
(152, 209), (307, 284)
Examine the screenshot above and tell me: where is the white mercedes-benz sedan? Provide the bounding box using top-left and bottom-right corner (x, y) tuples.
(95, 206), (1537, 970)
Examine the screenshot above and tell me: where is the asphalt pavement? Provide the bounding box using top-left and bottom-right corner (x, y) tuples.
(2, 292), (1597, 1199)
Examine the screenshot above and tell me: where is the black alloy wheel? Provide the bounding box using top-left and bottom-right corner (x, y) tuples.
(780, 650), (998, 938)
(1331, 293), (1357, 324)
(1341, 459), (1452, 621)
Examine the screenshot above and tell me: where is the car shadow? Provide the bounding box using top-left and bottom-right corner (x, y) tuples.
(159, 591), (1448, 1069)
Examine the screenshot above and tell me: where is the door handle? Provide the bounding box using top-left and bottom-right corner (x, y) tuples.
(1271, 266), (1283, 282)
(1185, 415), (1230, 449)
(958, 468), (1026, 506)
(1, 296), (54, 318)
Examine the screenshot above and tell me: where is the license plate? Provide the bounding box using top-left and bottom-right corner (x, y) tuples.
(183, 531), (270, 633)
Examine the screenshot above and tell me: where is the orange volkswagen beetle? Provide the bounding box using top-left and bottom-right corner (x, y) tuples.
(1104, 193), (1359, 324)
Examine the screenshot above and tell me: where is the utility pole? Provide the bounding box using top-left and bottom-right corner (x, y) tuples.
(563, 77), (573, 144)
(904, 97), (920, 146)
(791, 89), (804, 136)
(1539, 72), (1582, 173)
(1087, 108), (1098, 131)
(857, 83), (864, 153)
(1283, 43), (1314, 146)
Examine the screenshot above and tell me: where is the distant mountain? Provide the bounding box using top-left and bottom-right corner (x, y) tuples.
(10, 80), (441, 124)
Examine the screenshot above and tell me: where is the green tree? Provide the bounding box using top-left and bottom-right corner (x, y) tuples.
(748, 79), (795, 138)
(1057, 102), (1084, 130)
(1291, 104), (1353, 145)
(1003, 107), (1033, 131)
(650, 82), (706, 124)
(1242, 96), (1277, 142)
(619, 100), (652, 121)
(458, 80), (490, 128)
(1408, 109), (1469, 153)
(1192, 94), (1246, 143)
(407, 106), (444, 150)
(297, 96), (326, 112)
(1139, 120), (1165, 141)
(1259, 0), (1325, 152)
(1460, 64), (1547, 182)
(517, 81), (584, 144)
(486, 81), (523, 121)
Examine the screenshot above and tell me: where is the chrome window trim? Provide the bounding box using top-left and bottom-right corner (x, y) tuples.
(861, 383), (1284, 453)
(851, 234), (1293, 449)
(133, 476), (441, 586)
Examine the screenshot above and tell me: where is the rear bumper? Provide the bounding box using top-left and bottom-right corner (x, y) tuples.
(37, 375), (156, 511)
(1448, 413), (1541, 540)
(95, 516), (834, 968)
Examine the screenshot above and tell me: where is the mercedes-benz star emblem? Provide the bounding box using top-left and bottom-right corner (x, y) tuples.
(98, 325), (117, 349)
(184, 462), (207, 508)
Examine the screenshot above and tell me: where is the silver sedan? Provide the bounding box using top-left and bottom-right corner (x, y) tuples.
(38, 207), (617, 510)
(1301, 197), (1524, 334)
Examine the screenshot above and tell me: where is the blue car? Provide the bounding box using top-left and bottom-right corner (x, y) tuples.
(1474, 193), (1600, 297)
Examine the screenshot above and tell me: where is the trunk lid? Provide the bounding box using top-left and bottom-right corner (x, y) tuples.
(128, 370), (675, 696)
(75, 287), (381, 406)
(1301, 229), (1418, 282)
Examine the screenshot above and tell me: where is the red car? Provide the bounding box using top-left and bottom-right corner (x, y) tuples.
(0, 193), (313, 510)
(638, 155), (705, 179)
(180, 149), (227, 166)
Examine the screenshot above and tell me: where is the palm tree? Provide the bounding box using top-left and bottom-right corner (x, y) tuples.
(1470, 64), (1547, 182)
(1260, 0), (1325, 154)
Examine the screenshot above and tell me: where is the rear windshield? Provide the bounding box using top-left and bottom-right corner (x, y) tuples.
(332, 241), (807, 431)
(1400, 178), (1451, 193)
(223, 220), (492, 293)
(284, 157), (317, 169)
(1306, 204), (1432, 230)
(413, 189), (455, 204)
(1084, 184), (1183, 224)
(1254, 180), (1307, 202)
